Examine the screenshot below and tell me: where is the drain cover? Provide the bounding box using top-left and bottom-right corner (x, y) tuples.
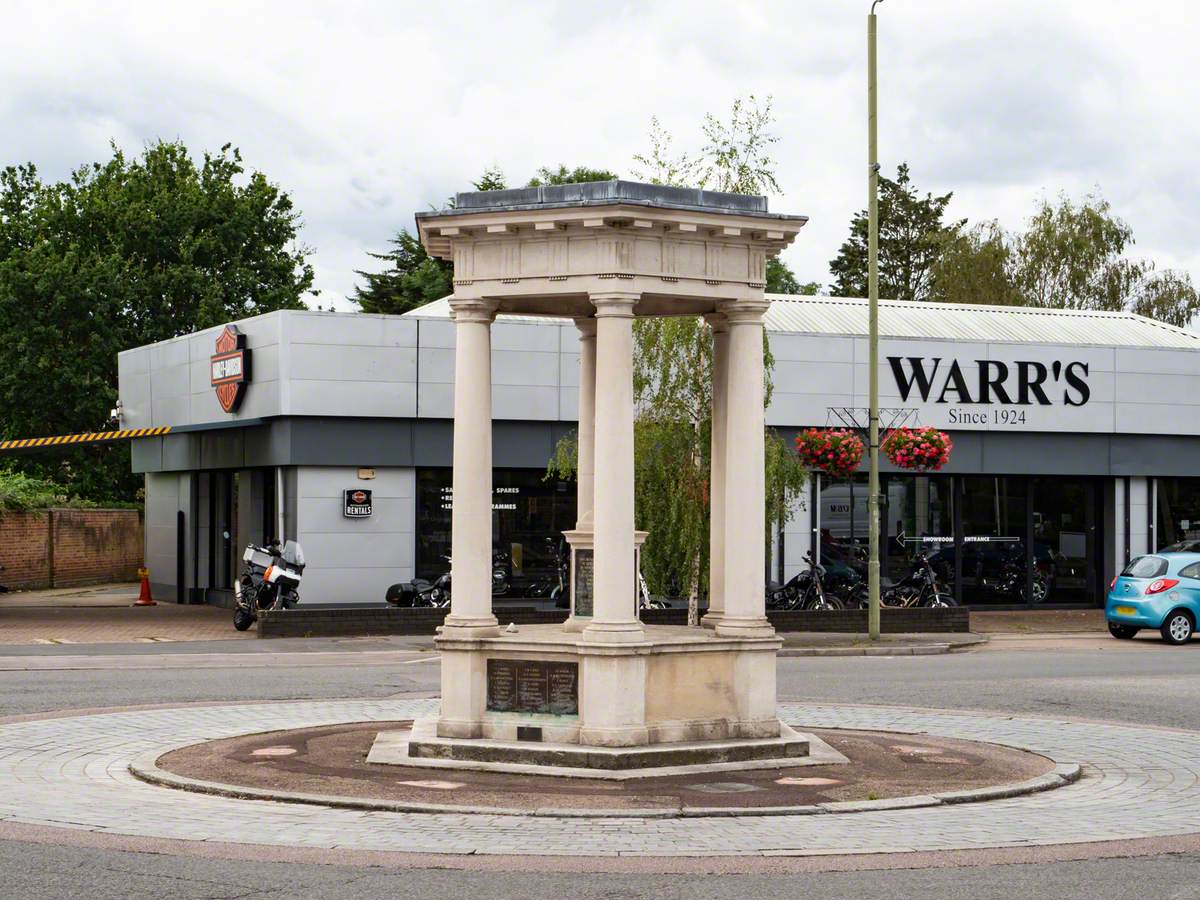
(397, 779), (464, 790)
(250, 747), (297, 757)
(685, 782), (763, 794)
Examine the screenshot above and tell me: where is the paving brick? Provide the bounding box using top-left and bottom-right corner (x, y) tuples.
(1, 699), (1197, 857)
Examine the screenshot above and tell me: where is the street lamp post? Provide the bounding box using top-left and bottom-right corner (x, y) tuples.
(867, 1), (883, 641)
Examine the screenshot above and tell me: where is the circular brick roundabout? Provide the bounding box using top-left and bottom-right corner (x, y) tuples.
(1, 699), (1198, 861)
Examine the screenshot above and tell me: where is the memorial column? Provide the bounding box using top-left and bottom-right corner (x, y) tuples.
(444, 298), (500, 636)
(582, 292), (644, 644)
(575, 317), (597, 529)
(715, 299), (774, 638)
(701, 313), (729, 628)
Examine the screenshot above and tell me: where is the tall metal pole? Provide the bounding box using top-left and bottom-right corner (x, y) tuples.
(867, 1), (883, 641)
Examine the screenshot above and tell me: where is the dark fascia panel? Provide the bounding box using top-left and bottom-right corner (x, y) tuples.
(133, 417), (1200, 477)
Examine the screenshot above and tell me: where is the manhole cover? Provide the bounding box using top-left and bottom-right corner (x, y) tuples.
(775, 776), (842, 786)
(685, 782), (763, 794)
(397, 779), (464, 790)
(251, 747), (297, 757)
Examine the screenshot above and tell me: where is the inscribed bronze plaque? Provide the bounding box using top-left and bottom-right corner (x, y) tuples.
(573, 548), (594, 618)
(486, 658), (517, 712)
(487, 659), (578, 715)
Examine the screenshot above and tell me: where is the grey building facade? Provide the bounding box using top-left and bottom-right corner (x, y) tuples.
(118, 296), (1200, 608)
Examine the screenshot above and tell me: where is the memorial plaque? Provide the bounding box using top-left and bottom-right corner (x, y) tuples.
(573, 548), (594, 617)
(517, 663), (550, 712)
(486, 658), (517, 712)
(547, 662), (578, 715)
(486, 659), (579, 715)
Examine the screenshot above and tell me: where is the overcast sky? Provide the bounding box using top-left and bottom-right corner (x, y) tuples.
(4, 0), (1198, 309)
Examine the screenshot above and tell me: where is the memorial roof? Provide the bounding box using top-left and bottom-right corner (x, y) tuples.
(414, 180), (805, 222)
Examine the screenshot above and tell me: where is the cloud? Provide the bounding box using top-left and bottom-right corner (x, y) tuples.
(1, 0), (1197, 306)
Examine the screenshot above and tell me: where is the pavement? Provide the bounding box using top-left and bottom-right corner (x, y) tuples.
(0, 698), (1184, 861)
(0, 584), (249, 644)
(0, 583), (987, 653)
(0, 638), (1198, 897)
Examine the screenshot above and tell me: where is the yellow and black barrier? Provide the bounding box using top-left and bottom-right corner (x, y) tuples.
(0, 426), (172, 453)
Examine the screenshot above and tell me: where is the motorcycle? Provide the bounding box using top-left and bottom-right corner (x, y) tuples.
(233, 540), (305, 631)
(852, 552), (956, 609)
(386, 556), (452, 608)
(639, 570), (669, 610)
(766, 552), (844, 611)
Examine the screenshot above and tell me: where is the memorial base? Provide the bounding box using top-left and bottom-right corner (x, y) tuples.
(433, 623), (785, 753)
(367, 717), (821, 779)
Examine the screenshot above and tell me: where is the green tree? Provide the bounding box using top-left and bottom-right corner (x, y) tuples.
(526, 165), (617, 187)
(0, 141), (313, 501)
(928, 221), (1022, 307)
(766, 257), (819, 295)
(351, 230), (453, 315)
(353, 166), (616, 315)
(829, 162), (961, 302)
(550, 100), (809, 623)
(929, 192), (1200, 327)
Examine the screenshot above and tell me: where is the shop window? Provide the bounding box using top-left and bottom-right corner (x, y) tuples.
(958, 476), (1030, 605)
(1032, 478), (1100, 605)
(415, 468), (576, 593)
(1157, 478), (1200, 549)
(882, 475), (954, 591)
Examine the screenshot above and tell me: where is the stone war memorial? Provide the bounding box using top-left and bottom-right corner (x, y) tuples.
(377, 180), (814, 774)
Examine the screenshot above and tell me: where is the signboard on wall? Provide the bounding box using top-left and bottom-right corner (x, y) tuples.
(210, 325), (252, 413)
(344, 489), (373, 518)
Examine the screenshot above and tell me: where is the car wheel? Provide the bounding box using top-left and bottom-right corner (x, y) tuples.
(1107, 622), (1138, 639)
(1160, 610), (1194, 645)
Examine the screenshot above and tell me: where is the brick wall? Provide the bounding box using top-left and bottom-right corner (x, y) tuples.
(0, 509), (143, 590)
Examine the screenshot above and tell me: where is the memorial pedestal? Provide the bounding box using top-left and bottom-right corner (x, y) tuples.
(432, 624), (789, 762)
(561, 529), (647, 632)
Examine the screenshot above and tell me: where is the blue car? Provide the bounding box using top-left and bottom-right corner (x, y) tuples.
(1106, 553), (1200, 645)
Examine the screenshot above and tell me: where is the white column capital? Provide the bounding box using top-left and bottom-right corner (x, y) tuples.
(449, 298), (499, 324)
(717, 298), (769, 324)
(590, 292), (640, 317)
(575, 316), (598, 338)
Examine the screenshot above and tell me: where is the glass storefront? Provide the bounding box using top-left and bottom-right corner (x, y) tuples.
(415, 468), (576, 593)
(1157, 478), (1200, 549)
(813, 474), (1104, 607)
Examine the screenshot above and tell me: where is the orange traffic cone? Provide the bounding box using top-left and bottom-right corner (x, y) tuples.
(134, 567), (156, 606)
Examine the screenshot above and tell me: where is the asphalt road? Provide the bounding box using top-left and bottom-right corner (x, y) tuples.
(1, 641), (1199, 898)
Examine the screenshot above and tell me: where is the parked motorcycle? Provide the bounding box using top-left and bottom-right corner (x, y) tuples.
(851, 552), (956, 609)
(386, 556), (452, 608)
(233, 540), (305, 631)
(766, 552), (844, 611)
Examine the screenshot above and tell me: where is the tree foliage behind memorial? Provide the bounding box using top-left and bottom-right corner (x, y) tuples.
(547, 99), (809, 619)
(826, 164), (1199, 326)
(0, 141), (313, 501)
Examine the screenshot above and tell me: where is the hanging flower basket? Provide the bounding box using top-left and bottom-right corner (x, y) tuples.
(883, 426), (953, 472)
(794, 428), (865, 480)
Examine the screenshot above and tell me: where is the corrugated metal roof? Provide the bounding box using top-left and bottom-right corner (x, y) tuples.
(403, 295), (1200, 350)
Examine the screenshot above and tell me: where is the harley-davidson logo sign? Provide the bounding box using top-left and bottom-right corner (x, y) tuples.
(344, 489), (373, 518)
(210, 325), (251, 413)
